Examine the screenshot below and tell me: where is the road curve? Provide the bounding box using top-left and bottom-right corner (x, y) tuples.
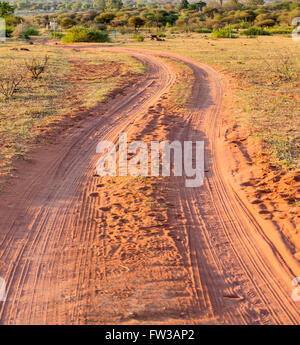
(0, 47), (299, 324)
(0, 51), (176, 324)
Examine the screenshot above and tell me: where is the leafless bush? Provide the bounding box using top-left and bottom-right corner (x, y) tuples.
(272, 53), (297, 81)
(0, 59), (26, 101)
(263, 51), (298, 81)
(25, 55), (49, 79)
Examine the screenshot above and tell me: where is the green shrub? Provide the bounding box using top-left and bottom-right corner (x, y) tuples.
(211, 27), (237, 38)
(92, 24), (107, 31)
(24, 27), (39, 37)
(231, 21), (252, 29)
(51, 31), (64, 39)
(12, 24), (30, 39)
(60, 17), (77, 29)
(5, 25), (13, 37)
(120, 27), (133, 35)
(265, 26), (293, 34)
(255, 19), (276, 27)
(240, 27), (271, 36)
(3, 15), (22, 27)
(132, 33), (144, 42)
(195, 28), (212, 33)
(61, 26), (110, 43)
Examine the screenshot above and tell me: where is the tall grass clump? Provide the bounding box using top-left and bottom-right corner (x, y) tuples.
(24, 27), (39, 37)
(265, 26), (293, 35)
(195, 28), (212, 33)
(132, 33), (144, 42)
(211, 27), (237, 38)
(62, 26), (110, 43)
(240, 27), (271, 37)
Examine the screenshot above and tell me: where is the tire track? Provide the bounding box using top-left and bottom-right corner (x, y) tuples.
(0, 47), (299, 324)
(0, 52), (176, 324)
(141, 49), (300, 325)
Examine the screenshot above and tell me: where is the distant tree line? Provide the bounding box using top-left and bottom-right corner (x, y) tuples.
(1, 0), (300, 38)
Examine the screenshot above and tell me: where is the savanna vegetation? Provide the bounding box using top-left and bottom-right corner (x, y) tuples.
(0, 40), (145, 182)
(1, 0), (300, 42)
(0, 0), (299, 172)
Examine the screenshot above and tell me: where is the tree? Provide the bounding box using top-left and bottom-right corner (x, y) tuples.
(61, 17), (76, 29)
(247, 0), (264, 6)
(0, 1), (14, 17)
(111, 19), (127, 27)
(128, 16), (145, 31)
(234, 9), (256, 22)
(224, 0), (243, 10)
(203, 6), (219, 18)
(176, 16), (195, 32)
(197, 1), (207, 13)
(178, 0), (189, 10)
(93, 0), (106, 12)
(81, 9), (99, 22)
(95, 12), (115, 24)
(106, 0), (123, 11)
(143, 9), (171, 29)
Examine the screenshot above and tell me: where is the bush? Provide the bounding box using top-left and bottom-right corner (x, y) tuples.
(128, 16), (145, 31)
(13, 24), (30, 39)
(61, 26), (110, 43)
(265, 26), (293, 34)
(60, 17), (77, 29)
(0, 59), (26, 101)
(3, 15), (22, 27)
(50, 31), (64, 39)
(255, 19), (276, 27)
(25, 55), (49, 79)
(5, 25), (13, 37)
(24, 27), (39, 37)
(211, 27), (237, 38)
(240, 27), (271, 36)
(92, 24), (107, 31)
(132, 33), (144, 42)
(195, 28), (212, 33)
(231, 22), (252, 29)
(95, 12), (115, 24)
(120, 27), (132, 35)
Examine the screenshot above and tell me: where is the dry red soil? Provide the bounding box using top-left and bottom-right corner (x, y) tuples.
(0, 46), (299, 324)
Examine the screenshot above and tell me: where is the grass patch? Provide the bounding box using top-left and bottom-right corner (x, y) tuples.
(0, 42), (145, 183)
(132, 34), (144, 42)
(240, 27), (271, 37)
(62, 26), (110, 43)
(211, 27), (237, 39)
(115, 33), (300, 169)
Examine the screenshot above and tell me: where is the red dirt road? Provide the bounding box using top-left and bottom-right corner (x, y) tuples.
(0, 48), (299, 324)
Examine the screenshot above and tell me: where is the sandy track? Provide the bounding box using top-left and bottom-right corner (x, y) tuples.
(154, 52), (300, 324)
(0, 51), (176, 324)
(0, 47), (299, 324)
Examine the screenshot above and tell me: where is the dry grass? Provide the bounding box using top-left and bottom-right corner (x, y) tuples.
(0, 41), (145, 182)
(160, 57), (194, 106)
(114, 33), (300, 169)
(1, 34), (298, 181)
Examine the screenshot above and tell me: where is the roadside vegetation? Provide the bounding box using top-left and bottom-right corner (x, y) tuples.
(123, 33), (300, 169)
(0, 0), (299, 169)
(1, 0), (300, 42)
(0, 42), (145, 184)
